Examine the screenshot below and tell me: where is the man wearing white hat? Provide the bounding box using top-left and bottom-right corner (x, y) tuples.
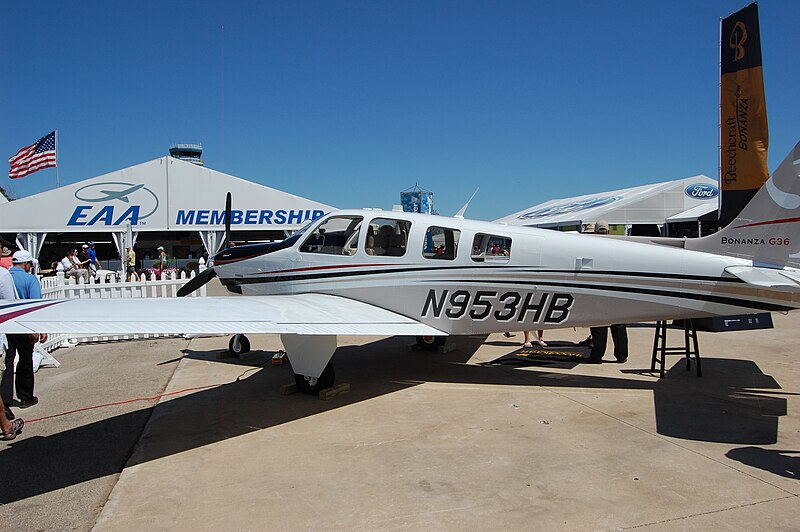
(2, 250), (47, 412)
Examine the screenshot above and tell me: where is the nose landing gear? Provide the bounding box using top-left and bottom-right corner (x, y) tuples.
(294, 362), (336, 394)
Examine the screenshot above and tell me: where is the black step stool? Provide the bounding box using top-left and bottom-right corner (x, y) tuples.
(650, 319), (702, 378)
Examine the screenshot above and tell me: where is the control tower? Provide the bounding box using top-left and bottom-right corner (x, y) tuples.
(169, 143), (204, 166)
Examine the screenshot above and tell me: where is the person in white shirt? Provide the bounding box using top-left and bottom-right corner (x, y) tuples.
(61, 249), (89, 283)
(0, 266), (23, 439)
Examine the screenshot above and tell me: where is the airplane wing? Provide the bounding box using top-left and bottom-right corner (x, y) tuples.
(0, 294), (445, 337)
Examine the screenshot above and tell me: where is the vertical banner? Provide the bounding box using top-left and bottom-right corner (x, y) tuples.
(719, 2), (769, 227)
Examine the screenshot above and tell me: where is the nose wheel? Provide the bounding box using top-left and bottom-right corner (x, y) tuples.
(228, 334), (251, 355)
(294, 362), (336, 394)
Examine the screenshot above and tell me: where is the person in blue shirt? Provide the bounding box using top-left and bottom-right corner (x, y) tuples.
(2, 250), (47, 414)
(86, 241), (99, 275)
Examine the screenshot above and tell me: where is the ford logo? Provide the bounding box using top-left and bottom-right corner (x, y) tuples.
(685, 183), (719, 200)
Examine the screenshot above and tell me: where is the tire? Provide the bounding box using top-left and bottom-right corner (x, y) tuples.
(294, 362), (336, 394)
(416, 335), (446, 351)
(228, 334), (251, 355)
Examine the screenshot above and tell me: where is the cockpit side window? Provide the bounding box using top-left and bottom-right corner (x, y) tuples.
(300, 216), (363, 255)
(423, 226), (460, 260)
(471, 233), (511, 262)
(364, 218), (411, 257)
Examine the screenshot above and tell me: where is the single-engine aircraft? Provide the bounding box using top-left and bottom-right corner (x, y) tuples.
(1, 141), (799, 394)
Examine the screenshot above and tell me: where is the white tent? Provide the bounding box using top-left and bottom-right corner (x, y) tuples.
(494, 175), (719, 232)
(0, 156), (334, 259)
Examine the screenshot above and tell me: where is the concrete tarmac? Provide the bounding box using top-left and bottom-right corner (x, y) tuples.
(1, 312), (798, 530)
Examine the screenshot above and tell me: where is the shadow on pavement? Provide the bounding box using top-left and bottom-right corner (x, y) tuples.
(725, 447), (799, 479)
(647, 358), (785, 445)
(0, 335), (789, 503)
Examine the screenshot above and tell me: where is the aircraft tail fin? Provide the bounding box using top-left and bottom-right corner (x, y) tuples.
(686, 140), (800, 267)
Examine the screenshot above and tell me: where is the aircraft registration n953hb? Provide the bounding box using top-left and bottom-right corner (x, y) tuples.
(2, 141), (800, 394)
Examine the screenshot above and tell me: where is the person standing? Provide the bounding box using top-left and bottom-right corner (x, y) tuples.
(156, 246), (168, 273)
(0, 266), (20, 425)
(125, 246), (136, 281)
(2, 251), (47, 413)
(86, 241), (100, 275)
(586, 220), (628, 363)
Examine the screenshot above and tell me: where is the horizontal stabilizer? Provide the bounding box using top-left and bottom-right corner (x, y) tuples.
(724, 266), (800, 291)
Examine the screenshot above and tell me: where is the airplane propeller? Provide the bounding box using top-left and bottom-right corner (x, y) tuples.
(224, 191), (232, 248)
(177, 191), (232, 297)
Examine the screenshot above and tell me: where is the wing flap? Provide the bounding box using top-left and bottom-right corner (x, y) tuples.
(0, 294), (445, 337)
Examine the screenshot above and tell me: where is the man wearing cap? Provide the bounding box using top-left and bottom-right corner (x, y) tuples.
(586, 220), (629, 363)
(86, 241), (99, 275)
(0, 244), (13, 270)
(2, 250), (47, 412)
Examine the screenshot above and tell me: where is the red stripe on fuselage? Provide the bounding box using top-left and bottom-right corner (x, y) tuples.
(733, 217), (800, 229)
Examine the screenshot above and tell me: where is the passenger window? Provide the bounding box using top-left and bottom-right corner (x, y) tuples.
(300, 216), (362, 255)
(364, 218), (411, 257)
(423, 226), (460, 260)
(471, 233), (512, 262)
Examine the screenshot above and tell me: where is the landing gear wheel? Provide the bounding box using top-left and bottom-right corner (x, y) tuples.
(294, 362), (336, 394)
(416, 335), (446, 351)
(228, 334), (251, 355)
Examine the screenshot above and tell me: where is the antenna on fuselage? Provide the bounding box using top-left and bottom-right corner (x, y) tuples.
(454, 188), (479, 219)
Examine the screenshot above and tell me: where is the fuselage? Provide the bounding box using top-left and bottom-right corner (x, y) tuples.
(212, 209), (800, 335)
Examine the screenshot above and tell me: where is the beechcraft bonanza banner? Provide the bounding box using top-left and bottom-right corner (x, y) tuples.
(719, 2), (769, 227)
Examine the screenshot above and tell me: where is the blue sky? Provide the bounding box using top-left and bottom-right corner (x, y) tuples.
(2, 0), (798, 222)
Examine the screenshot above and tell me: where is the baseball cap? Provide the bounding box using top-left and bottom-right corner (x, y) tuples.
(157, 246), (164, 251)
(82, 244), (89, 248)
(11, 250), (38, 265)
(595, 220), (610, 234)
(88, 241), (95, 245)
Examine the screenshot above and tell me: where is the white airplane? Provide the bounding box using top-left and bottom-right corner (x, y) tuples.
(1, 142), (799, 394)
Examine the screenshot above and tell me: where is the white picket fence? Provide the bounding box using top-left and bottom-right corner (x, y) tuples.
(38, 259), (207, 351)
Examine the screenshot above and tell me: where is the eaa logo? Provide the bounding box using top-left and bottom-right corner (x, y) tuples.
(729, 21), (748, 61)
(517, 196), (619, 220)
(684, 183), (719, 200)
(67, 182), (159, 226)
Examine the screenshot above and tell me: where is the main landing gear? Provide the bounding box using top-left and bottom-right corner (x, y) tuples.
(228, 334), (251, 355)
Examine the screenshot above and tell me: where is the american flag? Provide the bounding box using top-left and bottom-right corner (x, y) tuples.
(8, 131), (57, 179)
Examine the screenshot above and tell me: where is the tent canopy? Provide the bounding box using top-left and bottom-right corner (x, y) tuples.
(0, 156), (334, 233)
(494, 175), (718, 227)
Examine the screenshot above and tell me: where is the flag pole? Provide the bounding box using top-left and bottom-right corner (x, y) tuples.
(55, 129), (60, 188)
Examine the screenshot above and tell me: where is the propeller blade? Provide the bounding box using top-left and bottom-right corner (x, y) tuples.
(225, 192), (232, 248)
(177, 267), (217, 297)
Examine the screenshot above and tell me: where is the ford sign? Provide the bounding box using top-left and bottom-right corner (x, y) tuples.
(685, 183), (719, 200)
